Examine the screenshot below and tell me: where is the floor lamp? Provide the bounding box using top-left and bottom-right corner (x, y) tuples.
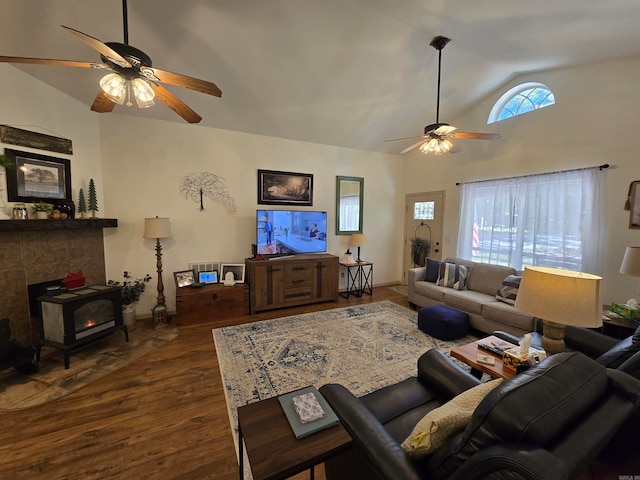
(515, 266), (603, 356)
(143, 216), (172, 327)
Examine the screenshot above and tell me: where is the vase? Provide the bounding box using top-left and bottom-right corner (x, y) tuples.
(122, 305), (136, 326)
(35, 211), (48, 219)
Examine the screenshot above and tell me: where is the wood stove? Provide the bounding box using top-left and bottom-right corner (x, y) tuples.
(37, 285), (127, 369)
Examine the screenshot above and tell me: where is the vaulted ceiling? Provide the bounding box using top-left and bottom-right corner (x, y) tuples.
(2, 0), (640, 154)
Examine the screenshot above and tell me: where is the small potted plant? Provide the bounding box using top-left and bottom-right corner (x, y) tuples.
(411, 237), (431, 267)
(30, 202), (54, 219)
(108, 271), (152, 325)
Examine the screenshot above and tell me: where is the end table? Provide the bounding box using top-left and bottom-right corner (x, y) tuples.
(237, 389), (351, 480)
(339, 261), (373, 299)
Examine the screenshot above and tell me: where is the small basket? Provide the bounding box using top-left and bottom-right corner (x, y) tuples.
(63, 276), (85, 289)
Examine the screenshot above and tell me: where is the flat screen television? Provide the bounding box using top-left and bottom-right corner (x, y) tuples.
(256, 209), (327, 256)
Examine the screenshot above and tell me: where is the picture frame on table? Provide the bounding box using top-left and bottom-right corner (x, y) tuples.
(221, 263), (246, 283)
(4, 148), (72, 203)
(257, 169), (313, 206)
(174, 270), (196, 288)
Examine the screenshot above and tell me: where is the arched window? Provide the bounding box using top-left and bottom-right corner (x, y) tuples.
(488, 83), (555, 124)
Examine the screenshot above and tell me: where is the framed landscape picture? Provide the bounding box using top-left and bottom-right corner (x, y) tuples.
(4, 148), (72, 202)
(174, 270), (196, 288)
(258, 169), (313, 206)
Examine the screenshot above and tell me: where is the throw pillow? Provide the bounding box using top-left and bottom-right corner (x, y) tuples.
(495, 275), (522, 305)
(401, 378), (503, 458)
(436, 263), (468, 291)
(425, 258), (441, 283)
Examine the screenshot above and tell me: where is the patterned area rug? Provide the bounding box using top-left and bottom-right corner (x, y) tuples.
(213, 300), (477, 477)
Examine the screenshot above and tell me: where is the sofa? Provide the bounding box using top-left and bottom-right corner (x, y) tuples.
(408, 257), (535, 336)
(320, 349), (640, 480)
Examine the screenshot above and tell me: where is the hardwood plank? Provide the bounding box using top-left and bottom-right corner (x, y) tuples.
(0, 287), (408, 479)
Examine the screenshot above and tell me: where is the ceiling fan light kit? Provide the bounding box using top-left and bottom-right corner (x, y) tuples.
(387, 35), (500, 155)
(420, 137), (453, 155)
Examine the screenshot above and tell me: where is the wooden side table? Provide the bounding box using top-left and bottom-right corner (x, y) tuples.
(175, 283), (248, 326)
(339, 261), (373, 299)
(237, 389), (351, 480)
(450, 335), (517, 380)
(602, 306), (638, 339)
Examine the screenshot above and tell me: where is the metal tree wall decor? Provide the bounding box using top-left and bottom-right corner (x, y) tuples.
(179, 172), (236, 214)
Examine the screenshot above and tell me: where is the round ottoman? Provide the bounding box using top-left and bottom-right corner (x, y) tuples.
(418, 304), (469, 340)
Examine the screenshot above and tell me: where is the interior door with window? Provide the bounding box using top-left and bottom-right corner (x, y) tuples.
(403, 192), (444, 284)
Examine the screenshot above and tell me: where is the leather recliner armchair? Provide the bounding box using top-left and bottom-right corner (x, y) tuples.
(319, 349), (640, 480)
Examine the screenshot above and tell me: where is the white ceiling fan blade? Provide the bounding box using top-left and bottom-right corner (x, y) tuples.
(400, 139), (426, 154)
(434, 124), (457, 135)
(384, 135), (426, 143)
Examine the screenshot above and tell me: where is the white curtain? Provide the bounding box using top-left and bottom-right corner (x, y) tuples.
(457, 168), (604, 274)
(339, 195), (360, 231)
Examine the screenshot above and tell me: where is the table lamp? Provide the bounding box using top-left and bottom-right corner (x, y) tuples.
(349, 234), (367, 262)
(620, 246), (640, 297)
(143, 216), (172, 327)
(515, 266), (603, 356)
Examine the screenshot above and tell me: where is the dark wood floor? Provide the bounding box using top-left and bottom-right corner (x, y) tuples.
(0, 286), (408, 480)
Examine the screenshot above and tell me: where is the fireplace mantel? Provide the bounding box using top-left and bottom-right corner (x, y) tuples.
(0, 218), (117, 232)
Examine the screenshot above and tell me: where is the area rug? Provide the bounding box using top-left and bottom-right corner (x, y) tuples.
(0, 322), (179, 411)
(213, 300), (477, 477)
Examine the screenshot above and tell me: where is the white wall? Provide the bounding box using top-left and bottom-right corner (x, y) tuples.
(402, 57), (640, 305)
(5, 56), (640, 313)
(98, 116), (404, 316)
(0, 65), (103, 213)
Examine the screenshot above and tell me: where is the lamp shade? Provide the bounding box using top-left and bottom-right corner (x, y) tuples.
(349, 233), (367, 247)
(620, 246), (640, 277)
(515, 266), (603, 328)
(143, 217), (172, 239)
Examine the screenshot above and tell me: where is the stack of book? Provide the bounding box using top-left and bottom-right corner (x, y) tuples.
(278, 386), (339, 439)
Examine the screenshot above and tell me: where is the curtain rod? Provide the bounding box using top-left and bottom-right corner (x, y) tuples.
(455, 164), (609, 186)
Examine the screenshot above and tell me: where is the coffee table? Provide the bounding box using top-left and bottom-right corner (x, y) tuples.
(450, 335), (517, 380)
(237, 388), (352, 480)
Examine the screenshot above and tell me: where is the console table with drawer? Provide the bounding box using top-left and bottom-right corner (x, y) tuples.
(245, 254), (339, 314)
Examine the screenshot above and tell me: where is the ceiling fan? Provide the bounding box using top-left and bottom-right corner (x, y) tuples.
(0, 0), (221, 124)
(387, 36), (500, 155)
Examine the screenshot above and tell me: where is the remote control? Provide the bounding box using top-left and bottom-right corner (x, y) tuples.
(477, 343), (505, 356)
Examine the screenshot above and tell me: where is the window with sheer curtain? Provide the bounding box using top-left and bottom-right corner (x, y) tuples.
(456, 168), (604, 273)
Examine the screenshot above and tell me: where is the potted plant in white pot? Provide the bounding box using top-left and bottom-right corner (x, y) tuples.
(108, 271), (152, 326)
(30, 202), (54, 219)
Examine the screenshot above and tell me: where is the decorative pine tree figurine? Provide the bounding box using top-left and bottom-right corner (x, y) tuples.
(78, 188), (87, 219)
(88, 178), (98, 218)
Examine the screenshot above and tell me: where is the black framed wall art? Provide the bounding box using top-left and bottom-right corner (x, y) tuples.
(257, 169), (313, 206)
(4, 148), (72, 202)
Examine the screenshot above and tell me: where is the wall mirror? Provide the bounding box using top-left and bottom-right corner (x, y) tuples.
(336, 176), (364, 235)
